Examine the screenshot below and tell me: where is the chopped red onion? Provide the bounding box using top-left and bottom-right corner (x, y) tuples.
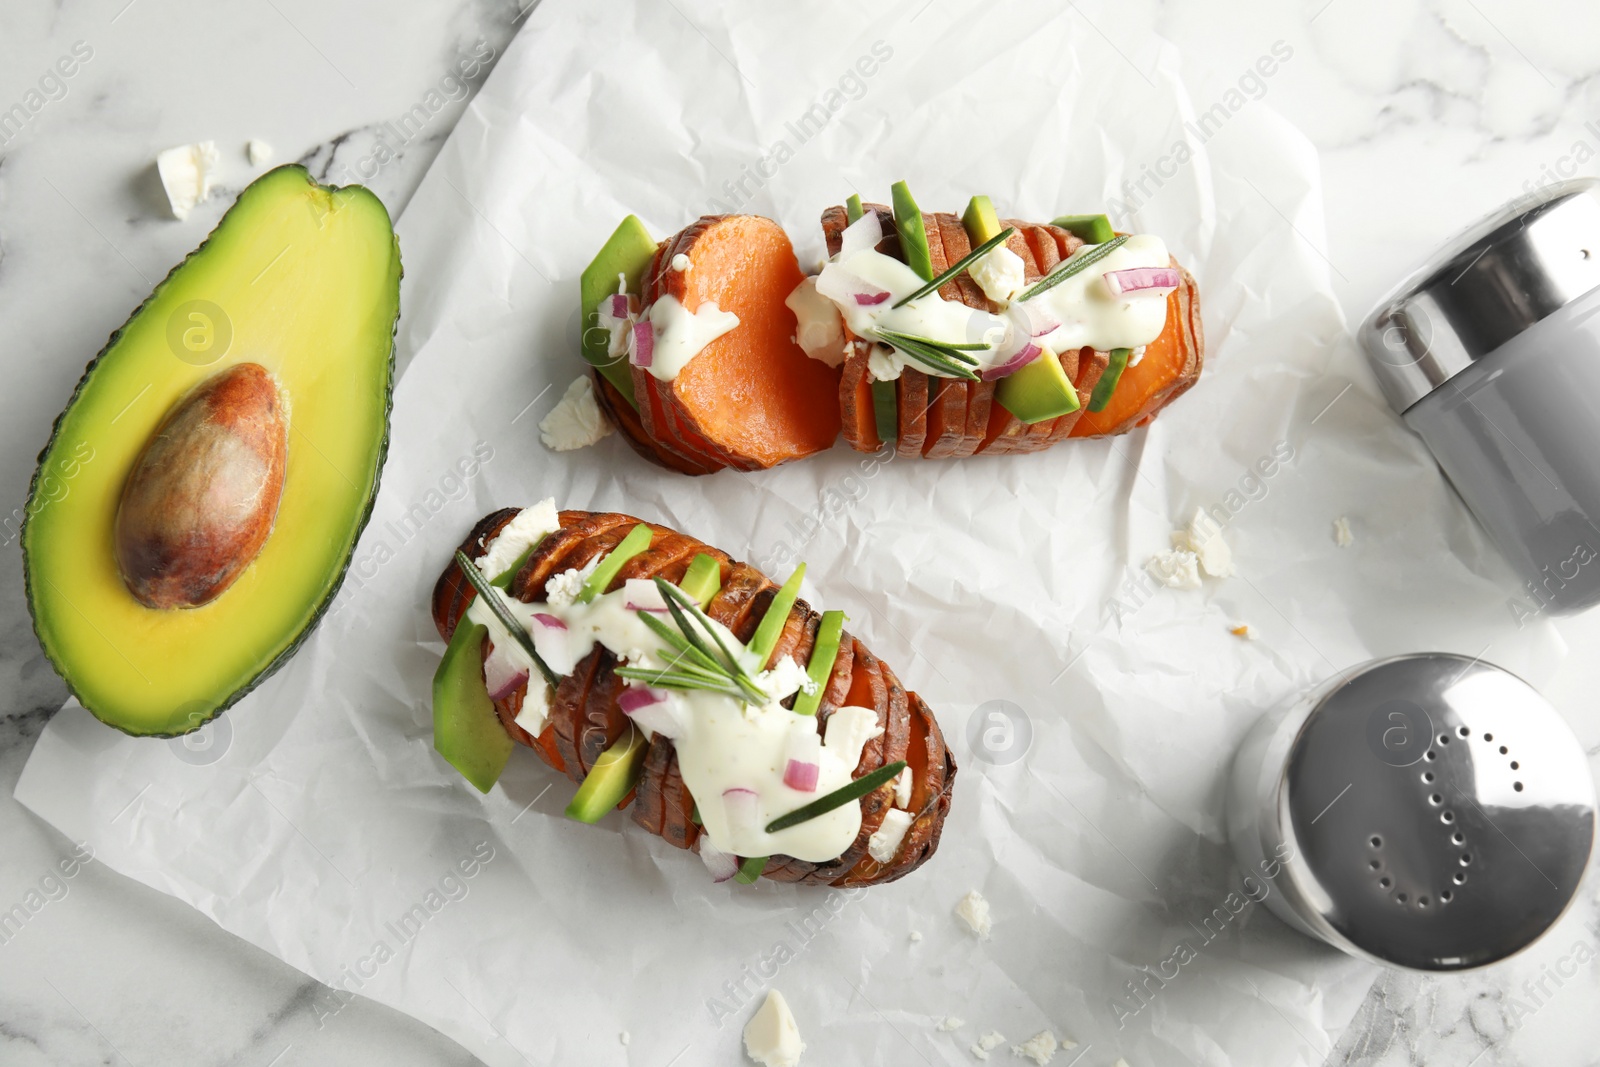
(852, 289), (891, 306)
(783, 759), (820, 792)
(1104, 267), (1180, 297)
(608, 293), (629, 318)
(532, 613), (567, 631)
(699, 838), (739, 882)
(981, 341), (1040, 381)
(618, 686), (668, 714)
(631, 320), (654, 367)
(623, 578), (669, 613)
(483, 647), (528, 701)
(723, 788), (761, 840)
(619, 687), (681, 739)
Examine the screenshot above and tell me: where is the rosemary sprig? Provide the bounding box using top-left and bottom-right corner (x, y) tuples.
(764, 760), (908, 833)
(453, 550), (561, 688)
(1015, 234), (1129, 302)
(620, 578), (769, 706)
(892, 226), (1017, 308)
(872, 328), (984, 380)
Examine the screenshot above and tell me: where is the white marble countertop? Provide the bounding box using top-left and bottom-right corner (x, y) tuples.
(3, 1), (1599, 1064)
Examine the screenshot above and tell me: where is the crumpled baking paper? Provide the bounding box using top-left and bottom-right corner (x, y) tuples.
(17, 1), (1567, 1064)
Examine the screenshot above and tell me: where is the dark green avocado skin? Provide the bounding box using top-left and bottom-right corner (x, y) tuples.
(21, 165), (403, 737)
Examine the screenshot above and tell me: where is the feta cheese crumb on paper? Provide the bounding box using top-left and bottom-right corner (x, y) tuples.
(1011, 1030), (1060, 1064)
(936, 1016), (964, 1031)
(971, 1031), (1006, 1061)
(955, 889), (992, 938)
(539, 375), (614, 452)
(743, 989), (805, 1067)
(1173, 508), (1234, 578)
(1112, 1060), (1133, 1067)
(246, 138), (274, 166)
(156, 141), (220, 220)
(618, 1031), (630, 1046)
(1334, 515), (1354, 548)
(1146, 548), (1202, 590)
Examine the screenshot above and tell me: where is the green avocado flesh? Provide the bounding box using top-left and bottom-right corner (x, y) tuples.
(23, 165), (400, 737)
(567, 724), (649, 823)
(962, 195), (1003, 244)
(1089, 348), (1133, 412)
(680, 552), (722, 608)
(996, 350), (1081, 424)
(748, 563), (805, 668)
(579, 522), (653, 603)
(890, 181), (934, 282)
(580, 215), (656, 409)
(1052, 213), (1115, 244)
(792, 609), (844, 717)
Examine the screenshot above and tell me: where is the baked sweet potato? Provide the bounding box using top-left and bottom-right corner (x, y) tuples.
(432, 509), (957, 888)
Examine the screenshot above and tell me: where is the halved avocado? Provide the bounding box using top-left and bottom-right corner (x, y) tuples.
(22, 165), (401, 736)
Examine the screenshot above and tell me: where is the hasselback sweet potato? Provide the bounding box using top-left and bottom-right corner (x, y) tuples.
(432, 509), (957, 887)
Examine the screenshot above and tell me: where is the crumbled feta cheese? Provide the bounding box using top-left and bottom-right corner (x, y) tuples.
(619, 1031), (630, 1046)
(759, 655), (816, 703)
(1334, 516), (1354, 548)
(868, 808), (914, 863)
(545, 557), (600, 608)
(909, 930), (923, 943)
(1128, 344), (1147, 367)
(1112, 1060), (1133, 1067)
(971, 1031), (1006, 1061)
(157, 141), (220, 220)
(246, 138), (274, 166)
(1146, 549), (1201, 590)
(476, 499), (560, 580)
(1172, 508), (1233, 578)
(968, 244), (1026, 304)
(893, 766), (913, 808)
(513, 682), (553, 736)
(1011, 1031), (1060, 1064)
(823, 706), (883, 763)
(936, 1016), (964, 1032)
(955, 890), (992, 938)
(671, 252), (691, 271)
(786, 276), (847, 367)
(743, 989), (804, 1067)
(539, 376), (614, 452)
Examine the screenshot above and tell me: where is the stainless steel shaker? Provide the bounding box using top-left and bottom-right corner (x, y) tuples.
(1360, 178), (1600, 614)
(1226, 653), (1595, 970)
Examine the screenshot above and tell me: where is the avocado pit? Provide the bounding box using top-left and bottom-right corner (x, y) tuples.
(115, 362), (288, 609)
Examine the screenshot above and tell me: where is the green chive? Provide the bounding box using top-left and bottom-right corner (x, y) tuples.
(748, 565), (806, 668)
(765, 760), (907, 833)
(577, 523), (653, 604)
(1016, 235), (1130, 302)
(734, 855), (768, 884)
(791, 610), (845, 717)
(892, 226), (1017, 309)
(1088, 347), (1132, 413)
(453, 551), (561, 688)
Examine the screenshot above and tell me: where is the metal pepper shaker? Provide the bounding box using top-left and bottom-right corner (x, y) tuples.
(1226, 653), (1595, 970)
(1360, 178), (1600, 614)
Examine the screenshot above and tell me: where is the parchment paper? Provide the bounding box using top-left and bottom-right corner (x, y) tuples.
(17, 1), (1568, 1064)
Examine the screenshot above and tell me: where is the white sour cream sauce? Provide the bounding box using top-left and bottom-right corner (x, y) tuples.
(598, 274), (742, 383)
(466, 503), (888, 864)
(799, 212), (1173, 381)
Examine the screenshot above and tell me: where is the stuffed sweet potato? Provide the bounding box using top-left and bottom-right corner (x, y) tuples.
(432, 507), (956, 887)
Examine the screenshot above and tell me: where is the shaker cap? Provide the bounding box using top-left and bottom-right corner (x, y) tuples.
(1282, 653), (1594, 970)
(1358, 178), (1600, 412)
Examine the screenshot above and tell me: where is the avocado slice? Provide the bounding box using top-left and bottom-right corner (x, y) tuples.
(577, 522), (654, 603)
(1052, 213), (1116, 244)
(580, 216), (656, 409)
(890, 181), (934, 282)
(1088, 348), (1133, 412)
(962, 195), (1004, 245)
(871, 378), (898, 445)
(566, 723), (650, 823)
(680, 552), (722, 608)
(845, 194), (865, 225)
(735, 855), (768, 884)
(791, 609), (845, 716)
(996, 349), (1082, 424)
(748, 564), (806, 667)
(22, 165), (400, 737)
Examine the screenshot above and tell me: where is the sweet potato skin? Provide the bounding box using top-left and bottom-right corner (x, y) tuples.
(432, 509), (956, 888)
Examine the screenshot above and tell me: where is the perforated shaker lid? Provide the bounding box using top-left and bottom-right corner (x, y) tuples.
(1282, 653), (1595, 970)
(1359, 178), (1600, 412)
